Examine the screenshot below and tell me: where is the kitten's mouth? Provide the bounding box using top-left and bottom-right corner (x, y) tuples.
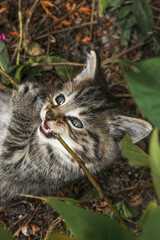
(40, 121), (55, 138)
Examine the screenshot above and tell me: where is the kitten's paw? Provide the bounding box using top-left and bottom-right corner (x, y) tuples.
(12, 82), (45, 119)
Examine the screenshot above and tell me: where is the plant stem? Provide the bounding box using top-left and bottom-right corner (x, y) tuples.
(16, 0), (23, 65)
(31, 62), (85, 67)
(0, 69), (18, 88)
(101, 39), (152, 66)
(53, 132), (127, 228)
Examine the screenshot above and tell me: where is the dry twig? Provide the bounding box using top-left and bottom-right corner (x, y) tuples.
(0, 69), (18, 88)
(111, 183), (153, 197)
(24, 0), (40, 38)
(13, 203), (40, 237)
(35, 21), (98, 40)
(102, 39), (153, 66)
(17, 0), (23, 65)
(53, 132), (127, 228)
(44, 216), (63, 240)
(39, 1), (86, 35)
(90, 0), (96, 38)
(31, 62), (85, 67)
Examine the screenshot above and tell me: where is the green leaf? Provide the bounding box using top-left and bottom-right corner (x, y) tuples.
(99, 0), (110, 14)
(109, 0), (125, 8)
(127, 205), (139, 218)
(35, 55), (53, 71)
(28, 66), (42, 76)
(44, 198), (136, 240)
(14, 65), (26, 83)
(132, 0), (154, 36)
(0, 40), (10, 71)
(149, 128), (160, 200)
(121, 135), (150, 168)
(50, 56), (75, 80)
(137, 205), (160, 240)
(47, 232), (73, 240)
(138, 202), (158, 228)
(117, 202), (133, 219)
(80, 188), (99, 201)
(121, 28), (132, 46)
(153, 38), (160, 55)
(116, 15), (137, 29)
(24, 39), (45, 56)
(121, 58), (160, 129)
(1, 65), (18, 85)
(14, 60), (33, 83)
(117, 6), (132, 19)
(0, 226), (13, 240)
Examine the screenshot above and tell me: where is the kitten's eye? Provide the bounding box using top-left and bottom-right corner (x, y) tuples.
(70, 117), (83, 128)
(55, 94), (65, 105)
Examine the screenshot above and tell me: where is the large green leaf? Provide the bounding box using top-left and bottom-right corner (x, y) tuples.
(47, 232), (73, 240)
(149, 128), (160, 200)
(99, 0), (110, 14)
(116, 15), (137, 29)
(109, 0), (125, 8)
(121, 135), (150, 168)
(138, 202), (157, 228)
(0, 40), (10, 71)
(138, 205), (160, 240)
(121, 28), (132, 46)
(0, 226), (13, 240)
(132, 0), (154, 36)
(44, 198), (136, 240)
(122, 58), (160, 129)
(117, 6), (132, 19)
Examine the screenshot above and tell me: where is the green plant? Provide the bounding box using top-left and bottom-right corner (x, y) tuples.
(99, 0), (155, 46)
(0, 40), (76, 85)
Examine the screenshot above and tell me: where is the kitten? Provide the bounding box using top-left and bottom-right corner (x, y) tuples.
(0, 51), (152, 207)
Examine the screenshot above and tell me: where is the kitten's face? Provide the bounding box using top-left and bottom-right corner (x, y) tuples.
(38, 51), (152, 171)
(38, 80), (116, 170)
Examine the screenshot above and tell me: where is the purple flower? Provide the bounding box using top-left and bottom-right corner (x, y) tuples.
(0, 33), (9, 43)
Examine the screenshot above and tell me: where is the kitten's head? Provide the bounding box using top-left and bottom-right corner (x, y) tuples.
(38, 51), (152, 172)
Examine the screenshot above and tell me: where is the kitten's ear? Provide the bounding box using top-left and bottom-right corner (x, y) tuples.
(108, 115), (152, 145)
(74, 51), (100, 82)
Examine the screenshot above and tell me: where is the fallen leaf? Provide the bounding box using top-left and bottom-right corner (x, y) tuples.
(0, 7), (7, 14)
(79, 6), (91, 15)
(75, 32), (82, 41)
(40, 0), (57, 21)
(56, 20), (72, 29)
(81, 36), (91, 43)
(8, 31), (19, 38)
(127, 193), (143, 206)
(31, 224), (40, 234)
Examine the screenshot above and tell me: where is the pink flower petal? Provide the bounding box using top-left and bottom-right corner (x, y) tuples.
(0, 33), (9, 43)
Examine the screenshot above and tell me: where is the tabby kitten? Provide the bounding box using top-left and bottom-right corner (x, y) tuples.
(0, 51), (152, 207)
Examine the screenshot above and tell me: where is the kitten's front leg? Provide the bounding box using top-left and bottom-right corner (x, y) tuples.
(7, 81), (46, 146)
(12, 82), (45, 123)
(0, 82), (46, 206)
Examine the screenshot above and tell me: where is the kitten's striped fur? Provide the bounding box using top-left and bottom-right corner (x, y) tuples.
(0, 51), (152, 206)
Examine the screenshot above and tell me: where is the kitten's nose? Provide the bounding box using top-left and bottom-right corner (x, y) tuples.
(46, 110), (55, 121)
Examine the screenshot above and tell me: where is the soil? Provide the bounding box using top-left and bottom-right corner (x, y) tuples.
(0, 0), (159, 239)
